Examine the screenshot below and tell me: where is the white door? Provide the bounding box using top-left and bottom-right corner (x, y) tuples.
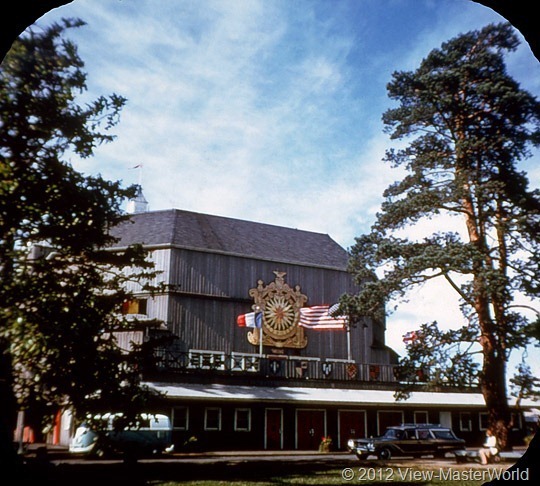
(439, 411), (452, 428)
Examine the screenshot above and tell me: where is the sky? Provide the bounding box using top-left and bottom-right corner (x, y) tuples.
(25, 0), (540, 392)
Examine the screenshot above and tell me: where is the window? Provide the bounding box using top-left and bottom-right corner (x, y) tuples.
(511, 412), (522, 431)
(204, 408), (221, 431)
(403, 429), (415, 439)
(234, 409), (251, 431)
(122, 298), (148, 315)
(137, 417), (151, 428)
(173, 407), (189, 430)
(383, 429), (399, 439)
(479, 412), (521, 431)
(459, 412), (472, 432)
(479, 413), (489, 431)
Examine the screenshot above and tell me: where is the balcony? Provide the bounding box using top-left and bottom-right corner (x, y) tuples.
(152, 348), (399, 384)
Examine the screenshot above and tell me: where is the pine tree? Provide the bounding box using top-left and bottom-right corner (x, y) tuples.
(347, 23), (540, 449)
(0, 18), (158, 470)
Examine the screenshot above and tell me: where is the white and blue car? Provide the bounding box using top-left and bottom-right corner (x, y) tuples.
(69, 413), (174, 458)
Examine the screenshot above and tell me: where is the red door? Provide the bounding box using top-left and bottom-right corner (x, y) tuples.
(265, 408), (283, 450)
(377, 411), (404, 435)
(339, 411), (366, 448)
(297, 410), (325, 450)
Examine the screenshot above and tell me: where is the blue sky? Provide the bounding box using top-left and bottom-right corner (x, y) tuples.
(32, 0), (540, 387)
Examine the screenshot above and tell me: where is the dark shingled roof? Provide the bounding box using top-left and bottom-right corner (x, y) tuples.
(109, 209), (349, 270)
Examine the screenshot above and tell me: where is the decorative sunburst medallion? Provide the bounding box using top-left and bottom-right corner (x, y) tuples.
(247, 271), (308, 349)
(264, 296), (296, 337)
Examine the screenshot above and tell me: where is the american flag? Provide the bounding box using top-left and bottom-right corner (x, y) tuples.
(298, 305), (347, 330)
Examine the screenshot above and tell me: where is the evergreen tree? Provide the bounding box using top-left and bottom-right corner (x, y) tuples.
(347, 23), (540, 448)
(0, 18), (158, 469)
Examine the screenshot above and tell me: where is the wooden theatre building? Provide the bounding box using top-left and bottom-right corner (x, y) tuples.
(107, 192), (529, 451)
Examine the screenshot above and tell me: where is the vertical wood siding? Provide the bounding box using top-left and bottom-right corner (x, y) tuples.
(161, 249), (392, 364)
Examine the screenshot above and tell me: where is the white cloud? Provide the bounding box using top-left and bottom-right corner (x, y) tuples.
(34, 0), (540, 384)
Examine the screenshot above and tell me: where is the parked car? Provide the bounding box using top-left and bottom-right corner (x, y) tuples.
(69, 413), (174, 458)
(347, 423), (466, 460)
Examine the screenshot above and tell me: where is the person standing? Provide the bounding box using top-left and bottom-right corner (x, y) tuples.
(479, 429), (498, 465)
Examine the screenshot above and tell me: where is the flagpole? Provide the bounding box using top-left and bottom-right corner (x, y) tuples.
(259, 325), (263, 357)
(254, 305), (263, 357)
(347, 317), (351, 361)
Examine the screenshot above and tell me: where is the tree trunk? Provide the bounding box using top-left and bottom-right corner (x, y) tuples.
(456, 154), (512, 451)
(478, 300), (512, 450)
(0, 343), (21, 474)
(481, 358), (511, 449)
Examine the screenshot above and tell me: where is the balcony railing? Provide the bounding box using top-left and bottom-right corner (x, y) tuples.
(152, 348), (399, 383)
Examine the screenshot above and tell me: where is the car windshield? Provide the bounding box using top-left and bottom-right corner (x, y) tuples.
(383, 429), (402, 439)
(432, 429), (455, 439)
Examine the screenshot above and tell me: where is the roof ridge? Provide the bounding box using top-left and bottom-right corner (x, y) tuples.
(112, 208), (349, 269)
(152, 208), (332, 238)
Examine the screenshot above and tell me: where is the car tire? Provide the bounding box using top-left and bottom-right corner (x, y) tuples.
(93, 446), (108, 459)
(355, 453), (368, 460)
(378, 448), (392, 460)
(92, 440), (111, 459)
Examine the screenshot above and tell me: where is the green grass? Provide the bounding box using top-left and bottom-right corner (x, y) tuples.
(147, 462), (514, 486)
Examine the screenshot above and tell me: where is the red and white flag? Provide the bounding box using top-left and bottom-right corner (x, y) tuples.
(298, 305), (347, 330)
(403, 331), (418, 343)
